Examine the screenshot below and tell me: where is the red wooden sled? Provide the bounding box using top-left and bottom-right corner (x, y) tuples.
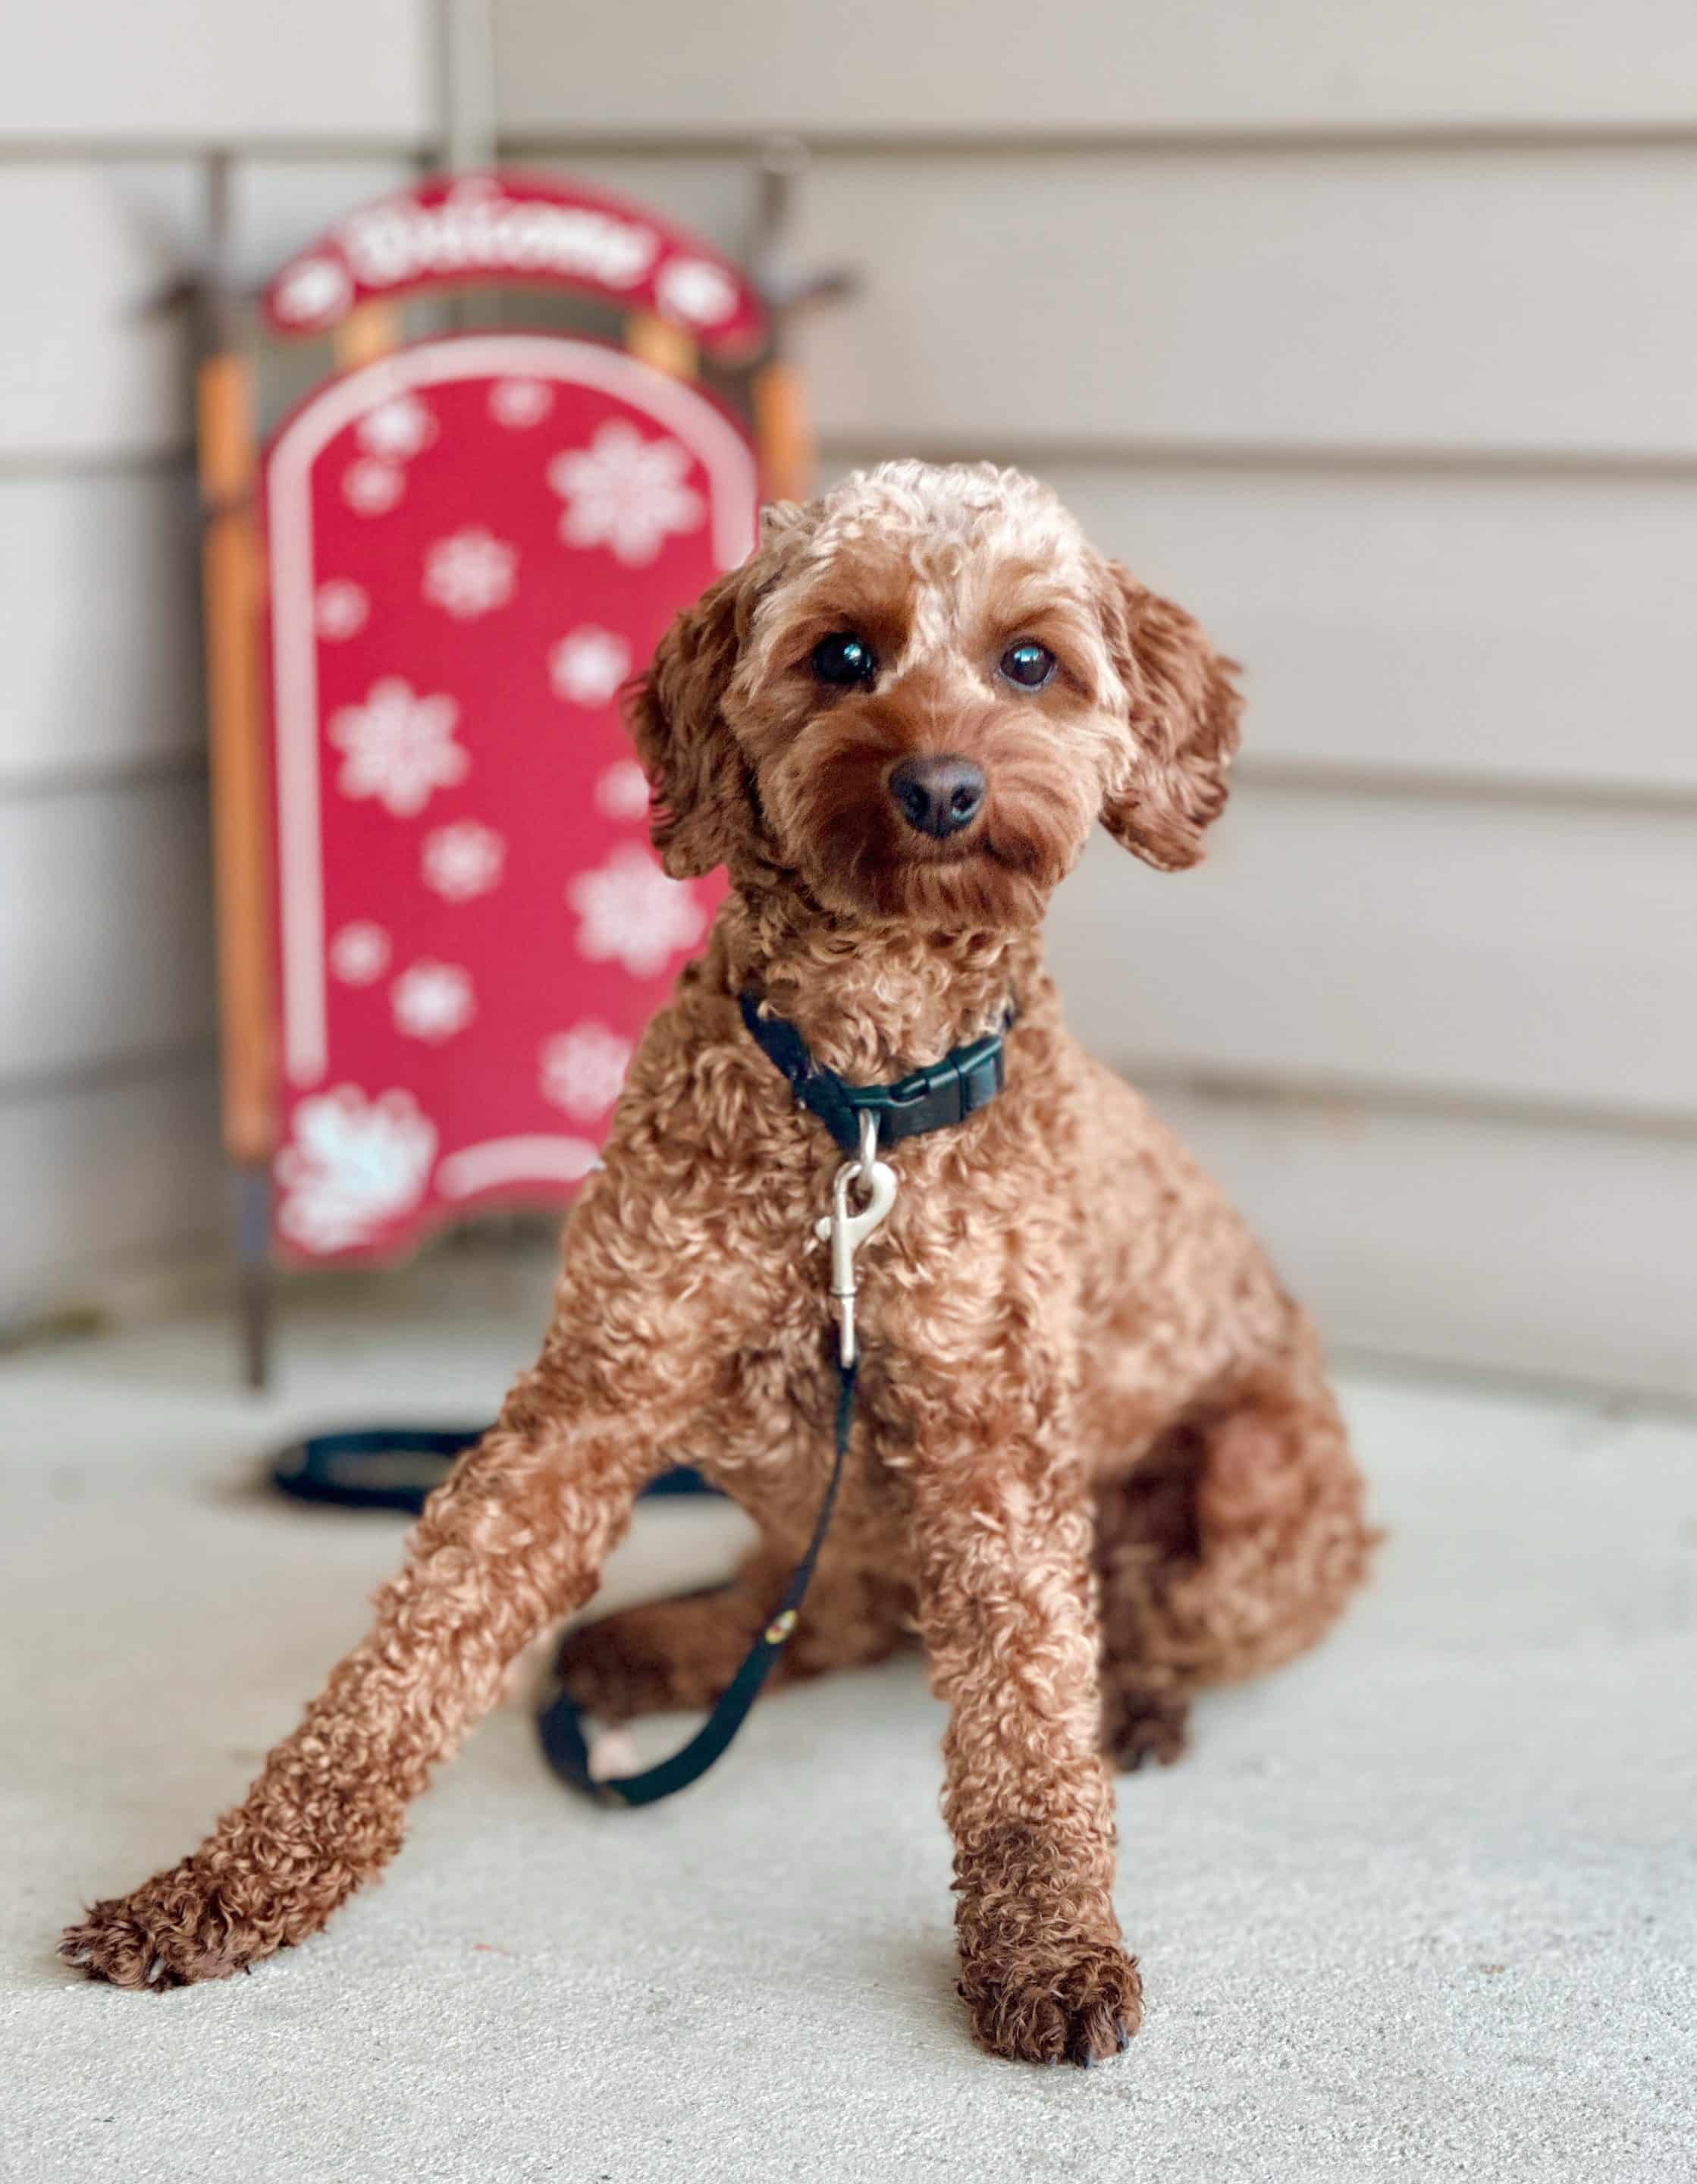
(202, 169), (820, 1382)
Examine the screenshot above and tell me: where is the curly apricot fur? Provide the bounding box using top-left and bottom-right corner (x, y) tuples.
(61, 463), (1371, 2064)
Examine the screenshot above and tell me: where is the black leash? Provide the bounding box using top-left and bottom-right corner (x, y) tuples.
(535, 1357), (858, 1807)
(268, 991), (1009, 1809)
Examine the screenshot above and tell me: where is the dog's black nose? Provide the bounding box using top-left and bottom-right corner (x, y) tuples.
(889, 755), (986, 839)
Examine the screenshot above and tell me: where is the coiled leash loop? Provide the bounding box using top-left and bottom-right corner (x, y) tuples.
(535, 1357), (859, 1806)
(271, 1433), (719, 1515)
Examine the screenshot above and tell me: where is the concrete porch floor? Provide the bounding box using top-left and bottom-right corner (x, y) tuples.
(3, 1250), (1694, 2182)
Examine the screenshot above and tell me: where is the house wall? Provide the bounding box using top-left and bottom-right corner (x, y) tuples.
(493, 0), (1697, 1396)
(0, 8), (431, 1320)
(5, 0), (1693, 1395)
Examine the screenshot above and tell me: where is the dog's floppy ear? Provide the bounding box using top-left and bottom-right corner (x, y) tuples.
(625, 560), (759, 880)
(1093, 557), (1242, 872)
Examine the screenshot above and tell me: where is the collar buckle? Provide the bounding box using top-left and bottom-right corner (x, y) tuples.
(739, 991), (1014, 1154)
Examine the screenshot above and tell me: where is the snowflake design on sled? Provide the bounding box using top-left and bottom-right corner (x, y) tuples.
(547, 422), (704, 566)
(357, 394), (437, 460)
(654, 257), (738, 328)
(341, 458), (404, 516)
(489, 377), (554, 428)
(548, 626), (631, 708)
(594, 758), (652, 823)
(391, 961), (476, 1043)
(422, 527), (517, 620)
(421, 821), (505, 902)
(314, 579), (369, 641)
(328, 921), (391, 985)
(272, 256), (351, 328)
(539, 1021), (633, 1120)
(329, 679), (468, 817)
(275, 1086), (436, 1254)
(567, 843), (707, 978)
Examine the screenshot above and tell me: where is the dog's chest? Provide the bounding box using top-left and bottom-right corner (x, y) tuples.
(703, 1314), (912, 1549)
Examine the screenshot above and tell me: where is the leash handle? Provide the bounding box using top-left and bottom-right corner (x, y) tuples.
(535, 1358), (858, 1809)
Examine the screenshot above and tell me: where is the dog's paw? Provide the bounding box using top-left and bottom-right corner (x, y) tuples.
(60, 1866), (268, 1991)
(959, 1934), (1143, 2066)
(554, 1593), (751, 1724)
(1101, 1680), (1190, 1772)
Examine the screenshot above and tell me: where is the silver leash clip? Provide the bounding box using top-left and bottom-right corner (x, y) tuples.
(813, 1111), (898, 1368)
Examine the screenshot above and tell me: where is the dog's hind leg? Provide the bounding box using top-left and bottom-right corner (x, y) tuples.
(554, 1536), (914, 1723)
(1096, 1315), (1375, 1771)
(1093, 1425), (1207, 1768)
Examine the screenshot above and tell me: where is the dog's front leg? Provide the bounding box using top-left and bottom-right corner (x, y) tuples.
(914, 1426), (1141, 2066)
(58, 1155), (742, 1991)
(59, 1371), (662, 1990)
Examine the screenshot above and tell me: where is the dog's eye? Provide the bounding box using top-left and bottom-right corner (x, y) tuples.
(811, 632), (877, 687)
(999, 640), (1056, 690)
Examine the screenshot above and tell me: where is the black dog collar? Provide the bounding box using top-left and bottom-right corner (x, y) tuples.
(739, 989), (1013, 1153)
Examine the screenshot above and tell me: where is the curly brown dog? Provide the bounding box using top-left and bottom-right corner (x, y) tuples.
(61, 460), (1372, 2066)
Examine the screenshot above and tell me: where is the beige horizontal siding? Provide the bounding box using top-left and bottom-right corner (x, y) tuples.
(784, 147), (1697, 458)
(563, 143), (1697, 458)
(0, 1064), (221, 1322)
(227, 158), (431, 287)
(0, 167), (190, 462)
(1, 2), (431, 143)
(0, 466), (199, 789)
(1049, 791), (1695, 1124)
(1150, 1079), (1697, 1403)
(0, 777), (213, 1086)
(0, 158), (416, 462)
(494, 0), (1697, 136)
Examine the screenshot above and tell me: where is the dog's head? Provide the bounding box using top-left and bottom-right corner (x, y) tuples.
(629, 460), (1241, 929)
